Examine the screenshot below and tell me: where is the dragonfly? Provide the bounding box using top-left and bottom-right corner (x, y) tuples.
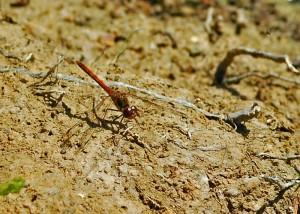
(60, 61), (190, 154)
(76, 61), (140, 124)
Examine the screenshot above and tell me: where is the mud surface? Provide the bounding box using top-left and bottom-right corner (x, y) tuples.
(1, 1), (300, 213)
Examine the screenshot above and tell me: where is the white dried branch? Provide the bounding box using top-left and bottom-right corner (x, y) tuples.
(258, 153), (300, 161)
(214, 47), (299, 86)
(192, 146), (226, 151)
(225, 103), (261, 124)
(34, 89), (66, 95)
(261, 174), (300, 189)
(257, 174), (300, 213)
(225, 71), (300, 85)
(0, 48), (21, 60)
(0, 66), (260, 125)
(204, 7), (214, 35)
(24, 53), (35, 62)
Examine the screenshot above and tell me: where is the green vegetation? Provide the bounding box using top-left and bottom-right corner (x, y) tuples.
(0, 177), (26, 196)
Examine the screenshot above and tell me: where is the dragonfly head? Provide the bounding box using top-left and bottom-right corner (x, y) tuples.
(123, 106), (140, 119)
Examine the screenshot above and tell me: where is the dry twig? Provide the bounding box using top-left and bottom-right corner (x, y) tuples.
(261, 174), (300, 190)
(204, 7), (214, 36)
(257, 174), (300, 213)
(258, 153), (300, 161)
(214, 47), (299, 86)
(123, 128), (153, 154)
(225, 102), (261, 124)
(204, 7), (223, 42)
(225, 71), (300, 85)
(192, 146), (226, 151)
(0, 66), (260, 126)
(235, 9), (247, 35)
(0, 48), (20, 60)
(30, 56), (64, 87)
(10, 0), (30, 7)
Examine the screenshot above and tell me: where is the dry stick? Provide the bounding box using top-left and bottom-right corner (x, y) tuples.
(10, 0), (30, 7)
(257, 175), (300, 214)
(0, 48), (21, 60)
(225, 102), (261, 124)
(226, 71), (300, 85)
(152, 30), (178, 49)
(172, 137), (226, 151)
(119, 125), (154, 154)
(113, 82), (261, 125)
(0, 67), (260, 125)
(257, 153), (300, 213)
(261, 175), (300, 190)
(204, 7), (214, 36)
(24, 53), (34, 62)
(34, 89), (65, 96)
(30, 56), (64, 87)
(214, 47), (299, 86)
(192, 146), (226, 151)
(34, 89), (65, 99)
(112, 28), (142, 64)
(258, 153), (300, 161)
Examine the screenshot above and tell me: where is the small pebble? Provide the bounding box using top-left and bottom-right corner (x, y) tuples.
(225, 187), (240, 197)
(244, 177), (261, 190)
(9, 106), (21, 114)
(8, 131), (17, 141)
(144, 165), (153, 171)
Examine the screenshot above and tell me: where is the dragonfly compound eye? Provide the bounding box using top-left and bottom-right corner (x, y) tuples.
(124, 106), (139, 119)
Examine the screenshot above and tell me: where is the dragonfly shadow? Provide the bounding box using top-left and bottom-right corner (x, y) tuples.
(61, 101), (127, 133)
(92, 105), (128, 133)
(59, 102), (130, 154)
(34, 88), (128, 133)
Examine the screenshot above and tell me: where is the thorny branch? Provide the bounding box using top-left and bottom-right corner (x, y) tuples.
(0, 66), (260, 125)
(214, 46), (299, 86)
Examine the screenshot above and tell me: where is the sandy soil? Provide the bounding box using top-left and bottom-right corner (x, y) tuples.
(1, 0), (300, 213)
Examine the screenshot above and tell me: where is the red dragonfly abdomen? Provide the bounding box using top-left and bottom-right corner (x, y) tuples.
(76, 61), (113, 95)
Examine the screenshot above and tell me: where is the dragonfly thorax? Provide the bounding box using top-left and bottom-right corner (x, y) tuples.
(111, 92), (139, 119)
(112, 93), (130, 110)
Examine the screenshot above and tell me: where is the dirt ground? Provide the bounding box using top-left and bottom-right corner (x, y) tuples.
(1, 0), (300, 213)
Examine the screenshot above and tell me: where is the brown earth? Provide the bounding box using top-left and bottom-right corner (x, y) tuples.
(1, 0), (300, 213)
